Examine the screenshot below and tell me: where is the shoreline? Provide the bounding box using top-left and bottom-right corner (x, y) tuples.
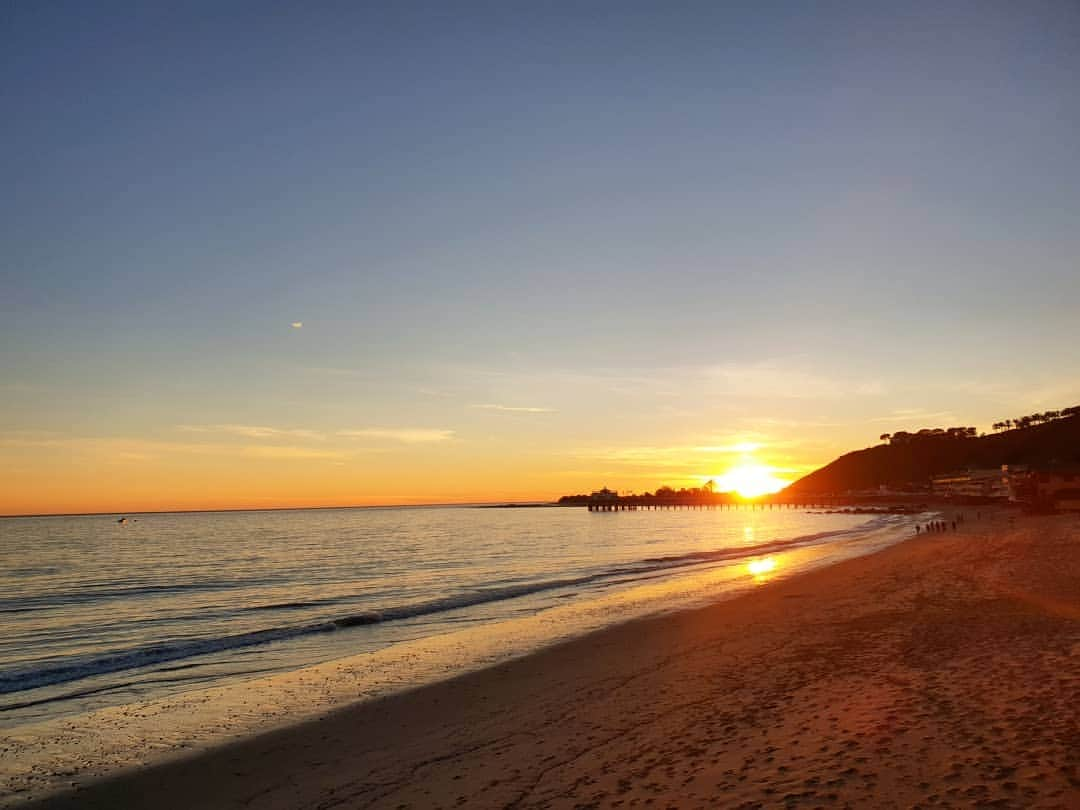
(11, 508), (1080, 808)
(1, 510), (913, 732)
(1, 512), (917, 797)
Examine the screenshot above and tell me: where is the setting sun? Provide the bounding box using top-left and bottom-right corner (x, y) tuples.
(714, 463), (789, 499)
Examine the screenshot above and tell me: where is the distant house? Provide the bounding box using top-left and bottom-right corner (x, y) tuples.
(930, 469), (1009, 499)
(1004, 465), (1080, 511)
(589, 487), (618, 502)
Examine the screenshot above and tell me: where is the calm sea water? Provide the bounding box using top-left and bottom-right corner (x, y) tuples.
(0, 505), (919, 728)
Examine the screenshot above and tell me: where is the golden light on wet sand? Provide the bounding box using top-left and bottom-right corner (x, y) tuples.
(747, 558), (777, 577)
(747, 556), (778, 585)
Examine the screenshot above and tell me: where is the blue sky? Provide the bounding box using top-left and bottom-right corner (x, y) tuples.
(3, 2), (1079, 512)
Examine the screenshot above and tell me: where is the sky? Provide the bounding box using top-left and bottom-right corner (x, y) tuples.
(3, 1), (1079, 515)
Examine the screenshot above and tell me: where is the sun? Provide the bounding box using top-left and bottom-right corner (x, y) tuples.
(714, 462), (789, 499)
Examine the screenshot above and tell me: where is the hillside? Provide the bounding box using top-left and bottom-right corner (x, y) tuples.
(788, 413), (1080, 494)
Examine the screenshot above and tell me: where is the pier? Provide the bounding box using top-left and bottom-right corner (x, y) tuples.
(584, 498), (845, 512)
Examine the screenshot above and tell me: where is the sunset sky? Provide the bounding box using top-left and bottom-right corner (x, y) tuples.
(3, 2), (1079, 515)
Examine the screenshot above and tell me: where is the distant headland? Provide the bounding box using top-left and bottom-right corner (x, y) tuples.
(561, 404), (1080, 513)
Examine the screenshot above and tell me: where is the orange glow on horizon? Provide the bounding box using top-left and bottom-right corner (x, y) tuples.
(0, 435), (810, 516)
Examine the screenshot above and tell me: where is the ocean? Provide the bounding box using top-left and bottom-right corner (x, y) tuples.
(0, 505), (921, 731)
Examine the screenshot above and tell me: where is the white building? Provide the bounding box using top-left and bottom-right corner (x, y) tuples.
(930, 469), (1009, 499)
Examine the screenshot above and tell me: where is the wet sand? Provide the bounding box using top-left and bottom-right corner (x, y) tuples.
(17, 510), (1080, 809)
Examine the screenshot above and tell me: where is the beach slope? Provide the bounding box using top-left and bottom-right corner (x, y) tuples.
(24, 512), (1080, 809)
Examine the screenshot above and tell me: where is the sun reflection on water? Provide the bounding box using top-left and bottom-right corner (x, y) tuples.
(746, 557), (777, 582)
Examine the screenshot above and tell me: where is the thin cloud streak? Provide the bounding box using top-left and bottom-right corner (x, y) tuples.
(0, 435), (343, 462)
(471, 404), (556, 414)
(706, 363), (887, 401)
(177, 424), (326, 441)
(867, 410), (958, 425)
(338, 428), (455, 443)
(243, 446), (343, 460)
(574, 440), (773, 468)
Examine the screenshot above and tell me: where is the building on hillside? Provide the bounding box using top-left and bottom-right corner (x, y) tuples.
(930, 468), (1009, 499)
(1004, 464), (1080, 511)
(1002, 465), (1029, 502)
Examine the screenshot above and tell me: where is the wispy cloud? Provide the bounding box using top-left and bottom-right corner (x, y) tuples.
(0, 435), (226, 461)
(0, 434), (347, 463)
(737, 416), (848, 429)
(0, 429), (61, 440)
(867, 409), (958, 425)
(574, 439), (770, 468)
(0, 381), (43, 394)
(450, 360), (886, 409)
(706, 362), (887, 400)
(691, 442), (763, 454)
(416, 387), (457, 398)
(472, 404), (556, 414)
(338, 428), (455, 443)
(243, 445), (344, 460)
(302, 366), (365, 377)
(176, 424), (325, 441)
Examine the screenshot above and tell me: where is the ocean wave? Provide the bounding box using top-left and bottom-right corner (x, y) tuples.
(0, 515), (907, 698)
(244, 600), (335, 612)
(0, 624), (338, 697)
(0, 576), (294, 614)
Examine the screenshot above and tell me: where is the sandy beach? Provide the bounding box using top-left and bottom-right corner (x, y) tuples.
(15, 510), (1080, 809)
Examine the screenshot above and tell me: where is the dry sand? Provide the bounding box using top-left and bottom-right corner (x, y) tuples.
(17, 510), (1080, 809)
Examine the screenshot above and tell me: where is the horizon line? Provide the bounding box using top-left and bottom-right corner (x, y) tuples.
(0, 500), (562, 520)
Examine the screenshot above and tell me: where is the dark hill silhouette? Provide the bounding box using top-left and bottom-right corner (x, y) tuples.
(788, 413), (1080, 494)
